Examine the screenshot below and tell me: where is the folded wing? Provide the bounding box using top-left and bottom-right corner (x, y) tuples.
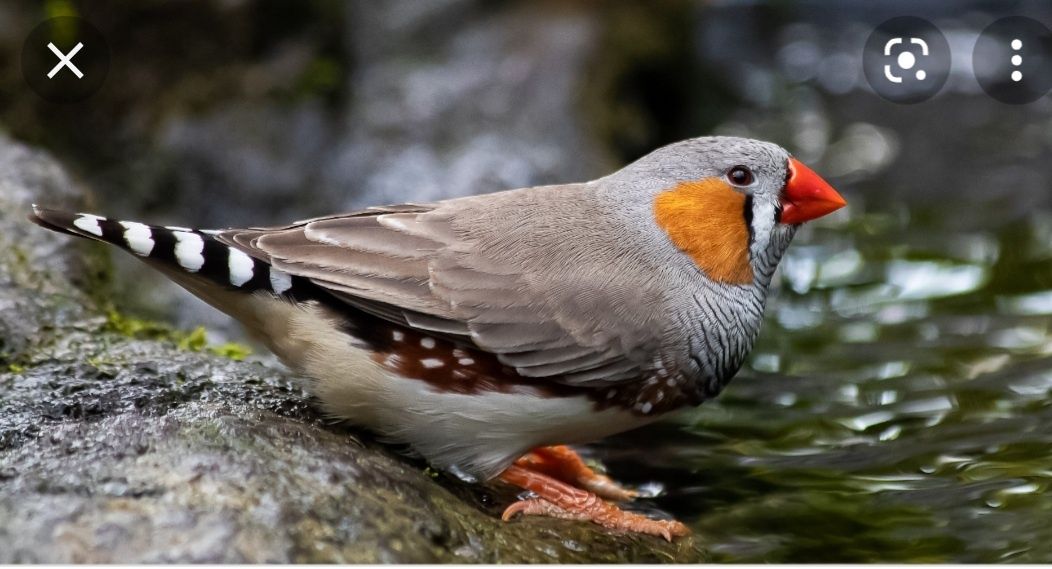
(216, 193), (659, 386)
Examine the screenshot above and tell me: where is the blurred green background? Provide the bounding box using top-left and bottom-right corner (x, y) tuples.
(3, 0), (1052, 562)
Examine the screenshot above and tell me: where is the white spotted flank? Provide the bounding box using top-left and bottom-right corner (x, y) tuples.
(421, 358), (444, 369)
(172, 231), (205, 272)
(420, 337), (436, 349)
(119, 221), (154, 256)
(73, 214), (104, 237)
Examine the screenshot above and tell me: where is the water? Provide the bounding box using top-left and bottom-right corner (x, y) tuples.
(602, 202), (1052, 562)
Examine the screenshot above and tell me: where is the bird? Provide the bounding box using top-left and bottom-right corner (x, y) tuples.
(30, 135), (845, 541)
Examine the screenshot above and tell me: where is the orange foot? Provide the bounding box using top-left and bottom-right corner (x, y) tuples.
(515, 445), (638, 502)
(499, 464), (689, 542)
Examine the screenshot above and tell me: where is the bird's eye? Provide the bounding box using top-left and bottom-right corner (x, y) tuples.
(726, 166), (755, 187)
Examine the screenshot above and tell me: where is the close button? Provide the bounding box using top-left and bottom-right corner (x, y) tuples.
(22, 17), (110, 104)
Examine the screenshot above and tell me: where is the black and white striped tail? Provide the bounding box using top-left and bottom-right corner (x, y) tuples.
(29, 206), (303, 297)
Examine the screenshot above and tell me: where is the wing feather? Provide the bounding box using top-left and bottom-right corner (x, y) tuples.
(216, 191), (659, 386)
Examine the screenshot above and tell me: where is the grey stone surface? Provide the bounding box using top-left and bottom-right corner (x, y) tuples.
(0, 132), (95, 366)
(0, 133), (704, 562)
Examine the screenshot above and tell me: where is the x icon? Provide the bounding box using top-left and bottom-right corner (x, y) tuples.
(47, 42), (84, 79)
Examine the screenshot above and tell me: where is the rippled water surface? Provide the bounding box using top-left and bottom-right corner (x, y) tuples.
(603, 200), (1052, 562)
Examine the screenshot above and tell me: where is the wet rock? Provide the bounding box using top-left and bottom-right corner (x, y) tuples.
(0, 133), (96, 366)
(0, 134), (704, 562)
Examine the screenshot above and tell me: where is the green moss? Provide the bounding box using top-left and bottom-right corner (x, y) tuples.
(0, 242), (48, 292)
(208, 341), (252, 361)
(176, 326), (208, 352)
(105, 308), (179, 341)
(105, 312), (252, 361)
(86, 355), (116, 368)
(178, 326), (252, 360)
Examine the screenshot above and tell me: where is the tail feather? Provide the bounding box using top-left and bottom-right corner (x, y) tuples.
(29, 205), (299, 297)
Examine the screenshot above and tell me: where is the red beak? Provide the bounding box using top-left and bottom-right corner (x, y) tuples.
(780, 158), (847, 224)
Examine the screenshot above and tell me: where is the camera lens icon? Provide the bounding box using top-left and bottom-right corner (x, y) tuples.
(885, 38), (929, 82)
(864, 17), (951, 103)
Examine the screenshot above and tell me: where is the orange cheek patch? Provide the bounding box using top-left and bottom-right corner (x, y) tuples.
(653, 178), (753, 284)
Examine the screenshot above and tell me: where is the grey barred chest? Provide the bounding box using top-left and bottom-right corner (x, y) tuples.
(681, 288), (768, 400)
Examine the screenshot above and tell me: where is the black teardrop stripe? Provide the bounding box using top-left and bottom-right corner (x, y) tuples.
(142, 223), (180, 266)
(96, 216), (127, 246)
(196, 237), (267, 291)
(742, 194), (755, 245)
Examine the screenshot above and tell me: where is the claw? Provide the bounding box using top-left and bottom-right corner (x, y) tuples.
(516, 445), (639, 502)
(501, 500), (522, 521)
(498, 465), (689, 541)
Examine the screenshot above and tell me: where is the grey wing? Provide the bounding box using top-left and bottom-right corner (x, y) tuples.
(215, 201), (657, 386)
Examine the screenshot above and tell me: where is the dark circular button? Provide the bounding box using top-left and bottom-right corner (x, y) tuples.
(863, 17), (951, 104)
(974, 16), (1052, 105)
(21, 17), (110, 104)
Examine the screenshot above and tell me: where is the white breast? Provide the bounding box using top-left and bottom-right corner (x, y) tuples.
(251, 297), (652, 480)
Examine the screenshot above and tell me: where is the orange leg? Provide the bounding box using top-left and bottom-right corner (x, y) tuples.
(499, 465), (689, 541)
(514, 445), (638, 501)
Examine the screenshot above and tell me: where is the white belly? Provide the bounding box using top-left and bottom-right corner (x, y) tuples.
(247, 296), (652, 480)
(320, 369), (647, 480)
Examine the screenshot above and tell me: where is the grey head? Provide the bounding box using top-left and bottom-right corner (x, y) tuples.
(598, 136), (841, 288)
